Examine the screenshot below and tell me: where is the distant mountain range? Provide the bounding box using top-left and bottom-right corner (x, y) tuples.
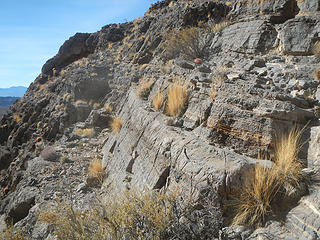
(0, 86), (27, 97)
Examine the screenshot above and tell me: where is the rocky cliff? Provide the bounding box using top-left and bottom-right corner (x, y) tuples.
(1, 0), (320, 239)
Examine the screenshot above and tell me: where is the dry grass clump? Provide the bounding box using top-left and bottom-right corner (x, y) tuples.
(313, 65), (320, 81)
(312, 41), (320, 59)
(74, 99), (88, 106)
(110, 117), (123, 134)
(231, 127), (304, 226)
(212, 21), (230, 33)
(210, 88), (217, 100)
(75, 128), (95, 138)
(104, 104), (112, 113)
(152, 90), (164, 110)
(0, 225), (27, 240)
(166, 79), (188, 117)
(88, 159), (105, 180)
(39, 190), (178, 240)
(13, 114), (22, 123)
(163, 27), (208, 60)
(136, 77), (154, 99)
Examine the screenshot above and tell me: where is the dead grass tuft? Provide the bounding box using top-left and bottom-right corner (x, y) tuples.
(152, 90), (164, 110)
(212, 21), (230, 33)
(75, 128), (95, 138)
(166, 79), (188, 117)
(210, 88), (217, 100)
(110, 117), (123, 134)
(231, 126), (304, 226)
(104, 104), (112, 113)
(13, 114), (22, 123)
(88, 159), (104, 179)
(312, 41), (320, 59)
(136, 77), (154, 99)
(0, 225), (27, 240)
(313, 65), (320, 81)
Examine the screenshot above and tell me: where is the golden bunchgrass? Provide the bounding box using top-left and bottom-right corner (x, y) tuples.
(75, 128), (95, 138)
(88, 159), (104, 179)
(231, 126), (304, 226)
(104, 104), (112, 113)
(152, 90), (164, 110)
(210, 88), (217, 100)
(13, 114), (22, 123)
(136, 77), (154, 98)
(313, 65), (320, 81)
(166, 79), (188, 117)
(212, 21), (230, 33)
(0, 225), (27, 240)
(39, 190), (179, 239)
(110, 117), (123, 134)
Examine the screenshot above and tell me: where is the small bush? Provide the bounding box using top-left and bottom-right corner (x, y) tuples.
(40, 146), (60, 161)
(163, 27), (210, 60)
(75, 128), (95, 138)
(152, 90), (164, 110)
(110, 117), (123, 134)
(13, 114), (22, 123)
(213, 66), (229, 85)
(136, 77), (154, 99)
(212, 21), (230, 33)
(166, 79), (188, 117)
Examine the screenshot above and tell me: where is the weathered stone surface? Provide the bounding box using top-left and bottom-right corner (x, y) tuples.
(211, 20), (277, 54)
(279, 17), (320, 55)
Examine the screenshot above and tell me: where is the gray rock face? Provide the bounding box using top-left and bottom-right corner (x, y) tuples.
(211, 20), (278, 54)
(280, 17), (320, 55)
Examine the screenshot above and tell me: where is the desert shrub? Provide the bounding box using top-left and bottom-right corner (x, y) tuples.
(40, 146), (60, 161)
(166, 79), (188, 117)
(212, 20), (230, 33)
(313, 65), (320, 81)
(163, 27), (211, 60)
(136, 77), (154, 99)
(312, 41), (320, 59)
(110, 117), (123, 134)
(212, 66), (229, 85)
(231, 127), (304, 226)
(75, 128), (95, 138)
(152, 90), (164, 110)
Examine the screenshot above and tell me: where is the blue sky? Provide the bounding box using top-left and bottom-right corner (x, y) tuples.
(0, 0), (157, 88)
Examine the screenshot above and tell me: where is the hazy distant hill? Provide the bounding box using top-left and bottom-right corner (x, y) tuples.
(0, 97), (19, 117)
(0, 86), (27, 97)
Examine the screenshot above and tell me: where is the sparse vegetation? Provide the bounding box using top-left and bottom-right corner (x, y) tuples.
(136, 77), (154, 99)
(13, 114), (22, 123)
(104, 104), (113, 113)
(74, 100), (88, 106)
(213, 66), (229, 85)
(313, 65), (320, 81)
(231, 127), (304, 226)
(210, 88), (217, 100)
(39, 190), (179, 240)
(312, 41), (320, 59)
(75, 128), (95, 138)
(88, 159), (104, 178)
(212, 21), (230, 33)
(163, 27), (209, 60)
(152, 90), (164, 110)
(110, 117), (123, 134)
(0, 225), (27, 240)
(166, 79), (188, 117)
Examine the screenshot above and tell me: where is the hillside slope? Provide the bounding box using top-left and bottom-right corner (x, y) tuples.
(1, 0), (320, 239)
